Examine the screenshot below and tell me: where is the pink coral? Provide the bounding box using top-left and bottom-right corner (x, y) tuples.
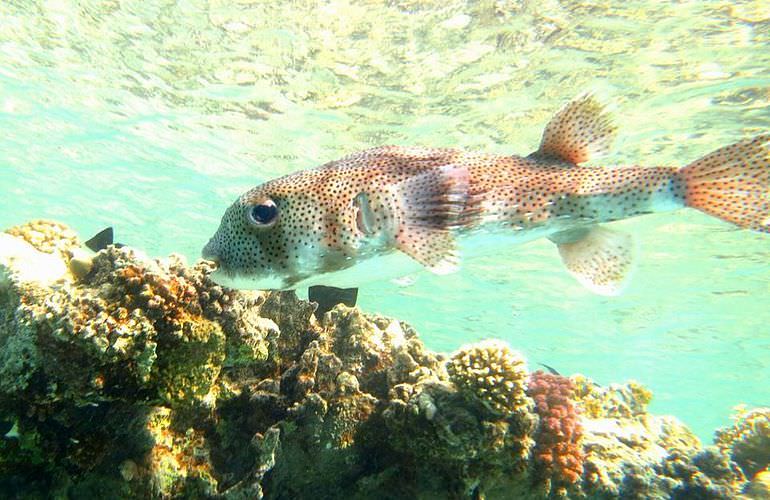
(527, 371), (584, 489)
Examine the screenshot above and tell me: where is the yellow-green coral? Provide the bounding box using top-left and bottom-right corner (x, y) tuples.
(572, 374), (652, 419)
(446, 339), (531, 417)
(715, 407), (770, 479)
(146, 408), (217, 497)
(153, 318), (226, 406)
(323, 372), (377, 449)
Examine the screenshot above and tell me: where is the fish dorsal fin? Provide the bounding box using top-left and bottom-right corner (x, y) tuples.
(534, 93), (618, 165)
(84, 227), (114, 252)
(549, 225), (634, 296)
(387, 165), (471, 274)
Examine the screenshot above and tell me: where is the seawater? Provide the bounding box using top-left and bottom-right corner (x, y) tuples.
(0, 0), (768, 441)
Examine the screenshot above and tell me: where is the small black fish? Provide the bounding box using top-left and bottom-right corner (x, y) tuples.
(84, 227), (125, 252)
(538, 362), (561, 376)
(308, 285), (358, 319)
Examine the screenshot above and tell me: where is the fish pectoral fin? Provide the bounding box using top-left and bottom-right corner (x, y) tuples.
(390, 165), (471, 274)
(549, 225), (635, 296)
(531, 93), (618, 165)
(396, 164), (472, 230)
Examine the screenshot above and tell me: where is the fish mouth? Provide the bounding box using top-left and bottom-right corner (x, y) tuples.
(201, 238), (219, 262)
(200, 243), (225, 279)
(200, 240), (295, 290)
(201, 239), (227, 277)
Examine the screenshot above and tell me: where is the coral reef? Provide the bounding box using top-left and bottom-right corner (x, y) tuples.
(4, 219), (80, 259)
(571, 376), (746, 499)
(715, 407), (770, 481)
(527, 371), (583, 496)
(745, 466), (770, 499)
(572, 374), (652, 420)
(447, 339), (532, 417)
(0, 220), (762, 499)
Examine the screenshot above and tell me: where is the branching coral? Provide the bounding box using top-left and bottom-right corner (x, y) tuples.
(103, 252), (243, 324)
(527, 371), (584, 494)
(446, 339), (531, 418)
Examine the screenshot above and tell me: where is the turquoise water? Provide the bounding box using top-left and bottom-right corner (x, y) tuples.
(1, 0), (768, 441)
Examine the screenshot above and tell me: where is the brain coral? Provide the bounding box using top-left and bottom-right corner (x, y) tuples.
(446, 339), (531, 418)
(527, 370), (584, 494)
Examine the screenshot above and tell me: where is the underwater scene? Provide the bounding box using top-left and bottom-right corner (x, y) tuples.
(1, 0), (769, 498)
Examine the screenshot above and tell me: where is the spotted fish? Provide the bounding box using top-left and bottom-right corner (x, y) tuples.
(202, 94), (770, 295)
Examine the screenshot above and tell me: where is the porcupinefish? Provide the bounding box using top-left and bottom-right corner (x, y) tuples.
(202, 94), (769, 296)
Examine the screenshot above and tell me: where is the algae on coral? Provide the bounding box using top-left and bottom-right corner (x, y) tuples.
(0, 221), (763, 499)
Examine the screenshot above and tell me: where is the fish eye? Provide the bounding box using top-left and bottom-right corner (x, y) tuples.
(246, 200), (278, 227)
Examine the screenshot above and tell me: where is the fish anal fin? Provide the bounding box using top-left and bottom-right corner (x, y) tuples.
(550, 225), (634, 296)
(534, 93), (618, 165)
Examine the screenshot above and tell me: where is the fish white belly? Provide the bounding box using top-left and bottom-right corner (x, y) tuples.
(210, 223), (566, 292)
(294, 224), (562, 290)
(290, 251), (424, 290)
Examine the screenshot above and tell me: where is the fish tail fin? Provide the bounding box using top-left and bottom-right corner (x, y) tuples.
(679, 134), (770, 232)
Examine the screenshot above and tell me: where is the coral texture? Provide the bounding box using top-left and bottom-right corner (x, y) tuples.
(572, 374), (652, 419)
(745, 466), (770, 499)
(4, 219), (80, 258)
(527, 371), (584, 496)
(0, 220), (759, 499)
(715, 407), (770, 479)
(447, 339), (532, 417)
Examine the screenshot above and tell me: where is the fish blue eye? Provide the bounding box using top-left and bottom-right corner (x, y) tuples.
(247, 201), (278, 226)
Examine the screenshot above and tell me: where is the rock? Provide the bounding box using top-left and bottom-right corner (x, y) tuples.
(0, 233), (68, 287)
(68, 247), (94, 280)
